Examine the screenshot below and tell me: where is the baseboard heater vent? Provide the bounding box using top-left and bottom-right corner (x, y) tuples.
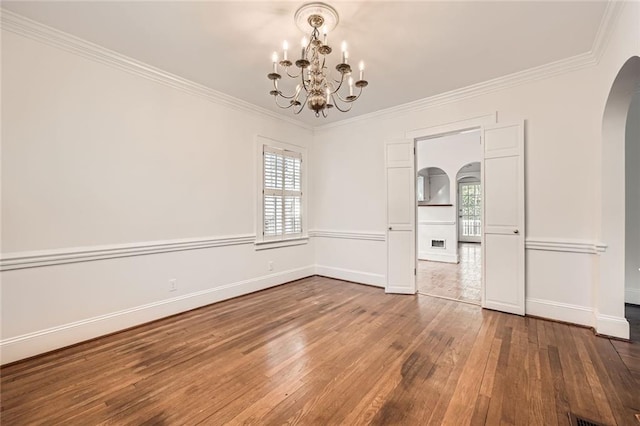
(430, 239), (445, 249)
(568, 413), (606, 426)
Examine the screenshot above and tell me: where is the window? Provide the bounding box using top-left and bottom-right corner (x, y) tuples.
(262, 145), (303, 240)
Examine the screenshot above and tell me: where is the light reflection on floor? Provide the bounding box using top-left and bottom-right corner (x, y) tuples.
(417, 243), (481, 305)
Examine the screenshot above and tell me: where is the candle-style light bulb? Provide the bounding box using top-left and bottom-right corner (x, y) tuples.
(326, 87), (331, 102)
(301, 37), (307, 58)
(323, 25), (328, 44)
(294, 84), (302, 101)
(341, 41), (347, 63)
(272, 52), (278, 73)
(283, 40), (289, 61)
(359, 61), (365, 81)
(348, 76), (354, 96)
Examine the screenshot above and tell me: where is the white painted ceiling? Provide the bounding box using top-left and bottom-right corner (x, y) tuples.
(3, 1), (608, 126)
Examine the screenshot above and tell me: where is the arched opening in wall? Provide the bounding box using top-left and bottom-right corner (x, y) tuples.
(599, 56), (640, 340)
(624, 82), (640, 341)
(415, 131), (482, 305)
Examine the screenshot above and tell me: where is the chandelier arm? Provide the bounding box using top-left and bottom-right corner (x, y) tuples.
(293, 92), (310, 115)
(332, 99), (353, 113)
(274, 96), (295, 109)
(345, 87), (364, 102)
(285, 68), (302, 79)
(321, 108), (328, 118)
(333, 90), (351, 103)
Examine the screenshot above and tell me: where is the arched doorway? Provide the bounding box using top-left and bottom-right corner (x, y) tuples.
(598, 56), (640, 339)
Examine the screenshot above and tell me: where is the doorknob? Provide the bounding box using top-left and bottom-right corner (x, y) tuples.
(388, 227), (393, 231)
(514, 229), (519, 234)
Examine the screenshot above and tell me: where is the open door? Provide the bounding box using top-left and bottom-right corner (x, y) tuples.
(386, 140), (416, 294)
(482, 122), (525, 315)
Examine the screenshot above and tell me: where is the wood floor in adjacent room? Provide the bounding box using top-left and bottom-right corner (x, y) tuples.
(1, 277), (639, 425)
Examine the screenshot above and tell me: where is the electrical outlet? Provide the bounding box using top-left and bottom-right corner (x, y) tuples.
(169, 279), (177, 292)
(268, 261), (274, 271)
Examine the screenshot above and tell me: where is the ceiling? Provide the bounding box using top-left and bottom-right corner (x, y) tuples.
(3, 1), (608, 126)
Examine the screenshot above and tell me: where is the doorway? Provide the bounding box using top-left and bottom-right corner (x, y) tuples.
(599, 56), (640, 339)
(624, 82), (640, 342)
(415, 131), (482, 305)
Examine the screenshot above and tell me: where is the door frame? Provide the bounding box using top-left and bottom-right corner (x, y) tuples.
(406, 113), (497, 305)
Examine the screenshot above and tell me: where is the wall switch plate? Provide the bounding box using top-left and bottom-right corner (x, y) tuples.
(169, 279), (177, 292)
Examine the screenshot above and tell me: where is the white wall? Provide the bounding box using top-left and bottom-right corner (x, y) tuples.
(626, 90), (640, 305)
(0, 28), (315, 363)
(416, 132), (481, 262)
(312, 2), (640, 335)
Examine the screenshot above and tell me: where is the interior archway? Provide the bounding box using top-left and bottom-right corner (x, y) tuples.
(598, 56), (640, 339)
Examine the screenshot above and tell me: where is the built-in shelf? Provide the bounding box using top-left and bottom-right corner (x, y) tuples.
(417, 203), (453, 207)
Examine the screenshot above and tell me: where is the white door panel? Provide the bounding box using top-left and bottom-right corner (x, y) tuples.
(485, 234), (522, 312)
(386, 140), (416, 295)
(388, 168), (414, 227)
(485, 157), (519, 228)
(482, 122), (525, 315)
(388, 231), (415, 294)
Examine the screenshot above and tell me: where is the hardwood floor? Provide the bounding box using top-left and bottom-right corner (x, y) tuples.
(1, 276), (639, 425)
(418, 242), (481, 304)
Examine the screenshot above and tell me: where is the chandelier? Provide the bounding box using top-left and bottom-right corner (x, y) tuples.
(267, 2), (369, 118)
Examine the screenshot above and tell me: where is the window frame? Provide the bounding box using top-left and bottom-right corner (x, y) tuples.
(255, 136), (308, 250)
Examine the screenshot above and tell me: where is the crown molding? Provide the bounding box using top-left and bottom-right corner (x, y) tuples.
(315, 0), (624, 132)
(591, 0), (626, 64)
(0, 9), (313, 132)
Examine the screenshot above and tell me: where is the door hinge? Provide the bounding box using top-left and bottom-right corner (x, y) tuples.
(413, 147), (416, 155)
(414, 268), (417, 275)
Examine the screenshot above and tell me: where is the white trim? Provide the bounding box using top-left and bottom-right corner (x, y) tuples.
(317, 2), (623, 132)
(0, 9), (311, 131)
(0, 265), (315, 365)
(385, 286), (416, 295)
(406, 113), (497, 140)
(317, 51), (596, 131)
(625, 288), (640, 305)
(309, 230), (386, 242)
(418, 252), (458, 264)
(0, 234), (256, 271)
(525, 238), (608, 254)
(314, 265), (385, 288)
(595, 312), (630, 339)
(254, 237), (309, 250)
(591, 1), (626, 64)
(526, 298), (594, 328)
(418, 221), (456, 226)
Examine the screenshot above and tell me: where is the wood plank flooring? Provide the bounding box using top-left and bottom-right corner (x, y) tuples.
(418, 243), (481, 305)
(1, 276), (639, 425)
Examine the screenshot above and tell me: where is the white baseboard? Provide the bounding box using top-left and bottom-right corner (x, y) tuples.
(595, 312), (630, 339)
(418, 252), (459, 263)
(625, 288), (640, 305)
(0, 266), (315, 365)
(385, 286), (416, 295)
(525, 298), (594, 328)
(314, 265), (385, 288)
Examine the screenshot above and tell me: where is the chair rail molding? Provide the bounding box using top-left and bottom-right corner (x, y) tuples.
(309, 230), (386, 242)
(525, 238), (607, 255)
(0, 234), (257, 271)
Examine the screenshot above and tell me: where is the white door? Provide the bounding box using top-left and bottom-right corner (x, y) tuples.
(482, 122), (525, 315)
(386, 140), (416, 294)
(458, 181), (482, 243)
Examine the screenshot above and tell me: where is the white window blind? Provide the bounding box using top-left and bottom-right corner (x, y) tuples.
(263, 146), (302, 238)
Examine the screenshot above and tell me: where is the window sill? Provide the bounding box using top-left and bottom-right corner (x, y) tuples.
(254, 236), (309, 250)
